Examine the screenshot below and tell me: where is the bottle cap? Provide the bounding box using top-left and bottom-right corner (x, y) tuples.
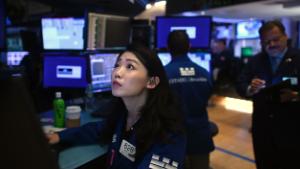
(55, 92), (62, 98)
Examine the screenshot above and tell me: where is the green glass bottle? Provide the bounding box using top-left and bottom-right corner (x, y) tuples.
(53, 92), (65, 128)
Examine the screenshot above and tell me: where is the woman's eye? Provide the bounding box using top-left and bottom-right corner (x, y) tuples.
(127, 64), (135, 70)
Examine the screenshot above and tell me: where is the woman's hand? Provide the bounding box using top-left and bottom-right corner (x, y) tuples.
(47, 132), (60, 144)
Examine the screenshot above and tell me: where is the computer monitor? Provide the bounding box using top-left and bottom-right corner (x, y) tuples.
(155, 16), (212, 50)
(213, 25), (234, 39)
(89, 52), (119, 93)
(43, 53), (89, 88)
(236, 20), (262, 39)
(86, 12), (130, 50)
(6, 51), (29, 66)
(41, 17), (85, 50)
(241, 47), (253, 58)
(157, 52), (211, 73)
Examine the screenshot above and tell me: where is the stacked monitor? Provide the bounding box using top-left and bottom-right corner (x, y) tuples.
(156, 16), (212, 49)
(241, 47), (253, 58)
(41, 17), (85, 50)
(236, 20), (262, 39)
(86, 13), (130, 50)
(157, 52), (211, 73)
(88, 52), (119, 93)
(43, 53), (88, 88)
(6, 51), (28, 66)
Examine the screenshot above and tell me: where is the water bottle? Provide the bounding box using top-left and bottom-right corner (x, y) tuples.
(53, 92), (65, 128)
(85, 83), (95, 113)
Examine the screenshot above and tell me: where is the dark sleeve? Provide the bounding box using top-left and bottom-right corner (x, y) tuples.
(58, 121), (106, 145)
(235, 59), (254, 98)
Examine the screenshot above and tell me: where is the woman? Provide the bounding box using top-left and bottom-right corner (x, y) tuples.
(48, 44), (186, 169)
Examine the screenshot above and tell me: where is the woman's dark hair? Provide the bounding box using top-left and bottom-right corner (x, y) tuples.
(1, 75), (59, 169)
(101, 43), (184, 161)
(167, 30), (190, 57)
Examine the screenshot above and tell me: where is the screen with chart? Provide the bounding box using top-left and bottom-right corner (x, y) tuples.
(86, 13), (130, 50)
(89, 52), (119, 93)
(41, 17), (85, 50)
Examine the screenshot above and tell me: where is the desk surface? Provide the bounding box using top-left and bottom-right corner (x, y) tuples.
(41, 110), (108, 169)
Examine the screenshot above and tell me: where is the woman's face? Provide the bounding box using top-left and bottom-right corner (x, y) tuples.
(111, 51), (149, 98)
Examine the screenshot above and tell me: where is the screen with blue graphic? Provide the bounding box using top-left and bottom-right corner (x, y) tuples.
(43, 54), (88, 88)
(156, 16), (212, 49)
(89, 52), (119, 93)
(6, 51), (29, 66)
(157, 52), (211, 73)
(236, 20), (262, 39)
(41, 18), (85, 50)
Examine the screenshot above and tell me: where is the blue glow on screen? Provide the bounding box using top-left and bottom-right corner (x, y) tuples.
(236, 21), (262, 39)
(6, 51), (29, 66)
(43, 54), (88, 88)
(156, 17), (212, 49)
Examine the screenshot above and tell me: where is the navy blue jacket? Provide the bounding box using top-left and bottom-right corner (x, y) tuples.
(164, 55), (214, 154)
(59, 113), (186, 169)
(236, 48), (300, 147)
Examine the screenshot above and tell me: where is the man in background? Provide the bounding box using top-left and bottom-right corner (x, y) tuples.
(210, 38), (234, 91)
(236, 20), (300, 169)
(164, 30), (214, 169)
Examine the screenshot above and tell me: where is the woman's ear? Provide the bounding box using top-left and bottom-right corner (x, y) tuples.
(147, 76), (160, 89)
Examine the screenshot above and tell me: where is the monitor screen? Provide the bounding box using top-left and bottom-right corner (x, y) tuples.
(6, 51), (28, 66)
(86, 13), (130, 50)
(41, 18), (85, 50)
(156, 16), (212, 49)
(241, 47), (253, 57)
(236, 21), (262, 39)
(157, 52), (211, 73)
(89, 52), (119, 93)
(43, 53), (88, 88)
(213, 25), (234, 39)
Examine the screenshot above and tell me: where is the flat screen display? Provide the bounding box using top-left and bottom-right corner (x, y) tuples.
(86, 13), (130, 50)
(89, 52), (119, 93)
(157, 52), (211, 73)
(241, 47), (253, 57)
(213, 25), (234, 39)
(41, 18), (85, 50)
(43, 54), (88, 88)
(6, 51), (28, 66)
(156, 16), (212, 49)
(236, 21), (262, 39)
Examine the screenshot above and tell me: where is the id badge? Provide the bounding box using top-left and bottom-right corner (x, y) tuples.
(119, 139), (136, 162)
